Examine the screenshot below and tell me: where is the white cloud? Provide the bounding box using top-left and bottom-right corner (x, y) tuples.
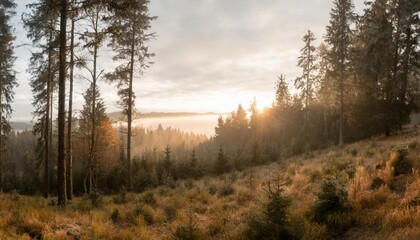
(10, 0), (366, 120)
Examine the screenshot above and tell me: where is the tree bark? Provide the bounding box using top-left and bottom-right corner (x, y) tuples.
(88, 10), (99, 194)
(127, 18), (136, 191)
(66, 0), (75, 200)
(44, 27), (53, 199)
(0, 63), (3, 193)
(339, 58), (344, 146)
(57, 0), (68, 207)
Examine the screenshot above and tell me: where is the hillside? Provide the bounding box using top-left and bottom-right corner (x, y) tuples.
(0, 128), (419, 239)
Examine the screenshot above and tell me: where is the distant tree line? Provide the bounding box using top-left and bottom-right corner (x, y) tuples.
(1, 124), (207, 195)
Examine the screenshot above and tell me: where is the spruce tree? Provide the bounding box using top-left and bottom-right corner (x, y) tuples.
(80, 2), (109, 194)
(189, 148), (198, 177)
(325, 0), (355, 146)
(79, 86), (107, 193)
(0, 0), (17, 193)
(105, 0), (156, 191)
(295, 30), (317, 138)
(354, 0), (393, 136)
(164, 145), (172, 174)
(23, 0), (59, 198)
(295, 30), (317, 108)
(275, 74), (290, 109)
(214, 147), (228, 174)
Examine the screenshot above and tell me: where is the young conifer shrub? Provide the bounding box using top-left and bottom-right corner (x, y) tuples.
(310, 174), (353, 231)
(245, 180), (295, 239)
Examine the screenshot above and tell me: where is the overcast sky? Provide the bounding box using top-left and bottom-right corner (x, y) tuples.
(11, 0), (365, 121)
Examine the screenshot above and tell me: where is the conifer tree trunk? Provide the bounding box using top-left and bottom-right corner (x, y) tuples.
(127, 19), (136, 191)
(66, 0), (75, 200)
(44, 28), (53, 198)
(305, 37), (311, 140)
(57, 0), (68, 207)
(0, 68), (2, 193)
(89, 44), (98, 193)
(339, 65), (344, 146)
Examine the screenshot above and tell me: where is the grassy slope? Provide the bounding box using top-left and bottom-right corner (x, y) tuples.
(0, 128), (419, 240)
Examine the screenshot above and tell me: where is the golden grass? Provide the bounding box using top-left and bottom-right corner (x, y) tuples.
(0, 129), (419, 239)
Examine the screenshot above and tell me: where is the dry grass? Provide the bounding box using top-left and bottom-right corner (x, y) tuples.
(0, 128), (419, 239)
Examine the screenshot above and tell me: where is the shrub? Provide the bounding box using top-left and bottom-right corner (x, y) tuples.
(310, 175), (351, 228)
(140, 192), (157, 207)
(300, 222), (328, 240)
(345, 163), (356, 179)
(389, 145), (412, 176)
(350, 148), (358, 156)
(325, 212), (354, 232)
(236, 189), (254, 206)
(263, 181), (291, 227)
(133, 204), (164, 225)
(218, 181), (235, 197)
(111, 209), (121, 224)
(113, 191), (127, 204)
(244, 181), (294, 239)
(184, 179), (195, 189)
(75, 198), (92, 212)
(174, 210), (201, 240)
(371, 177), (385, 190)
(207, 184), (217, 195)
(89, 191), (102, 208)
(163, 203), (178, 222)
(229, 172), (239, 182)
(364, 149), (375, 158)
(175, 225), (199, 240)
(307, 169), (322, 183)
(408, 140), (419, 150)
(16, 220), (43, 240)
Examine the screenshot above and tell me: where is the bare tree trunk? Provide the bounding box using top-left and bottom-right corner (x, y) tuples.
(66, 1), (75, 200)
(339, 63), (344, 146)
(87, 8), (101, 194)
(44, 27), (53, 198)
(57, 0), (68, 207)
(127, 20), (136, 191)
(0, 65), (3, 194)
(83, 156), (87, 194)
(305, 39), (310, 148)
(88, 42), (98, 194)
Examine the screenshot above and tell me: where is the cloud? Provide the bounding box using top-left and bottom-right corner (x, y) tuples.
(10, 0), (366, 120)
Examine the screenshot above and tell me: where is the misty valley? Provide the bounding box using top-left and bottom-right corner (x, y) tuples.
(0, 0), (419, 239)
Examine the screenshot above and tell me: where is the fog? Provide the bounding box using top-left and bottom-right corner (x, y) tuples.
(114, 114), (222, 136)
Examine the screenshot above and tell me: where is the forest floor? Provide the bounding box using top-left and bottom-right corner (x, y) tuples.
(0, 127), (419, 240)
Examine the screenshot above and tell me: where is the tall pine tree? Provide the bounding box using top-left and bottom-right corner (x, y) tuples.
(80, 2), (109, 194)
(0, 0), (17, 193)
(325, 0), (355, 146)
(295, 30), (317, 138)
(57, 0), (68, 206)
(23, 0), (59, 198)
(105, 0), (155, 190)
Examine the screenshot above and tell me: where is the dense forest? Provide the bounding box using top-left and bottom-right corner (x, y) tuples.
(0, 0), (418, 212)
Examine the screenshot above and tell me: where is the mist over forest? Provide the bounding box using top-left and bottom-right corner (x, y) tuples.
(0, 0), (419, 239)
